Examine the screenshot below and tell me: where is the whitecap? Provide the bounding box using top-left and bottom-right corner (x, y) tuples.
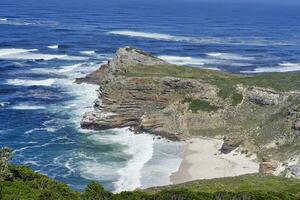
(31, 63), (81, 74)
(6, 78), (55, 86)
(11, 104), (46, 110)
(0, 48), (86, 61)
(24, 127), (56, 134)
(22, 160), (40, 166)
(108, 30), (291, 46)
(241, 62), (300, 73)
(0, 102), (10, 107)
(206, 52), (255, 61)
(158, 55), (220, 71)
(0, 18), (34, 26)
(47, 45), (59, 49)
(80, 51), (96, 55)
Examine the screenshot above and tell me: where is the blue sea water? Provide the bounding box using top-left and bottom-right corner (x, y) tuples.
(0, 0), (300, 192)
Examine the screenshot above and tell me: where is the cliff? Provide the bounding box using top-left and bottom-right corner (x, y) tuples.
(79, 47), (300, 175)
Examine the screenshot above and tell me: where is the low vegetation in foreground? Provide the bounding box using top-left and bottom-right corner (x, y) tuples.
(1, 148), (300, 200)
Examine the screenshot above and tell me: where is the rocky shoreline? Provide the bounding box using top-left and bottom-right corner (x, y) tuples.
(77, 47), (300, 179)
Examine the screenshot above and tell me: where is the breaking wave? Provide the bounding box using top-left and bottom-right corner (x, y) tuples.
(158, 55), (220, 70)
(47, 45), (59, 49)
(11, 104), (46, 110)
(108, 30), (292, 46)
(6, 78), (56, 86)
(242, 62), (300, 73)
(88, 128), (155, 192)
(206, 52), (255, 61)
(0, 48), (86, 61)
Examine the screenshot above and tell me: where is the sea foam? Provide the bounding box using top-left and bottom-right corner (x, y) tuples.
(88, 128), (155, 193)
(108, 30), (292, 46)
(47, 45), (59, 49)
(242, 62), (300, 73)
(0, 48), (86, 61)
(206, 52), (255, 61)
(158, 55), (220, 70)
(6, 79), (56, 86)
(11, 104), (46, 110)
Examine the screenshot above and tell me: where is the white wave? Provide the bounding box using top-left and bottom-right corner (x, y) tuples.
(88, 128), (155, 192)
(108, 30), (291, 46)
(11, 104), (46, 110)
(47, 45), (59, 49)
(159, 55), (205, 66)
(0, 102), (10, 107)
(206, 52), (255, 61)
(25, 127), (56, 134)
(22, 160), (40, 166)
(80, 51), (96, 55)
(6, 79), (55, 86)
(0, 48), (37, 56)
(242, 62), (300, 73)
(0, 48), (86, 61)
(0, 18), (34, 26)
(31, 63), (81, 74)
(158, 55), (220, 71)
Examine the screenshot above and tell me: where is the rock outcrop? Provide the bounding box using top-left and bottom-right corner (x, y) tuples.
(220, 135), (244, 154)
(247, 87), (286, 105)
(259, 156), (279, 174)
(79, 47), (300, 171)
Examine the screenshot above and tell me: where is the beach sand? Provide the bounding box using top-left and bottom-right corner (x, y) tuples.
(170, 138), (259, 184)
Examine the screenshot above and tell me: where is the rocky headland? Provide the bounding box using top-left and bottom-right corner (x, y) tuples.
(78, 47), (300, 179)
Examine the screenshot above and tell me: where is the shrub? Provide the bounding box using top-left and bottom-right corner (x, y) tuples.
(82, 181), (112, 200)
(231, 92), (243, 106)
(0, 148), (13, 181)
(187, 99), (218, 113)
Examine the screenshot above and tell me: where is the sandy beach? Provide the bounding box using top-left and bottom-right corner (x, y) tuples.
(170, 138), (259, 184)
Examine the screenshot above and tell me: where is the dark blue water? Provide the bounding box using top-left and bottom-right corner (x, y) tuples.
(0, 0), (300, 192)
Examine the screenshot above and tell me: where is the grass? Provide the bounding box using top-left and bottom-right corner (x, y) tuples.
(186, 99), (219, 113)
(1, 165), (300, 200)
(147, 174), (300, 195)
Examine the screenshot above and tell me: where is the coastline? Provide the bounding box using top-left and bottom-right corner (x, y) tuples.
(170, 138), (259, 184)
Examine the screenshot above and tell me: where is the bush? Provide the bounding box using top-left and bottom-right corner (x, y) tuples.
(0, 148), (13, 181)
(82, 181), (112, 200)
(231, 92), (243, 106)
(187, 99), (218, 113)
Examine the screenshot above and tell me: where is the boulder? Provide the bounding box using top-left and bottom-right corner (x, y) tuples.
(220, 135), (244, 154)
(247, 88), (282, 105)
(292, 121), (300, 131)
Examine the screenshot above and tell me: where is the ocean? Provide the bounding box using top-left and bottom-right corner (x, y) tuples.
(0, 0), (300, 192)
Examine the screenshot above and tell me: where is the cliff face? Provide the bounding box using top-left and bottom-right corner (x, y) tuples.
(79, 47), (300, 171)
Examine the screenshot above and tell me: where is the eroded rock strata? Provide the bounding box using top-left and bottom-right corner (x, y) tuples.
(79, 47), (300, 175)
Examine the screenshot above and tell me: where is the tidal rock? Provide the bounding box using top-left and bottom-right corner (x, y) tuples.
(220, 135), (244, 154)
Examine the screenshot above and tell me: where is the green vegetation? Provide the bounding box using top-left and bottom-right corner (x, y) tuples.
(1, 147), (300, 200)
(186, 99), (219, 113)
(124, 64), (300, 92)
(231, 92), (243, 106)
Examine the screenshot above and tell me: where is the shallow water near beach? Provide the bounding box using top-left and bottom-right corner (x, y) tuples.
(0, 0), (300, 192)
